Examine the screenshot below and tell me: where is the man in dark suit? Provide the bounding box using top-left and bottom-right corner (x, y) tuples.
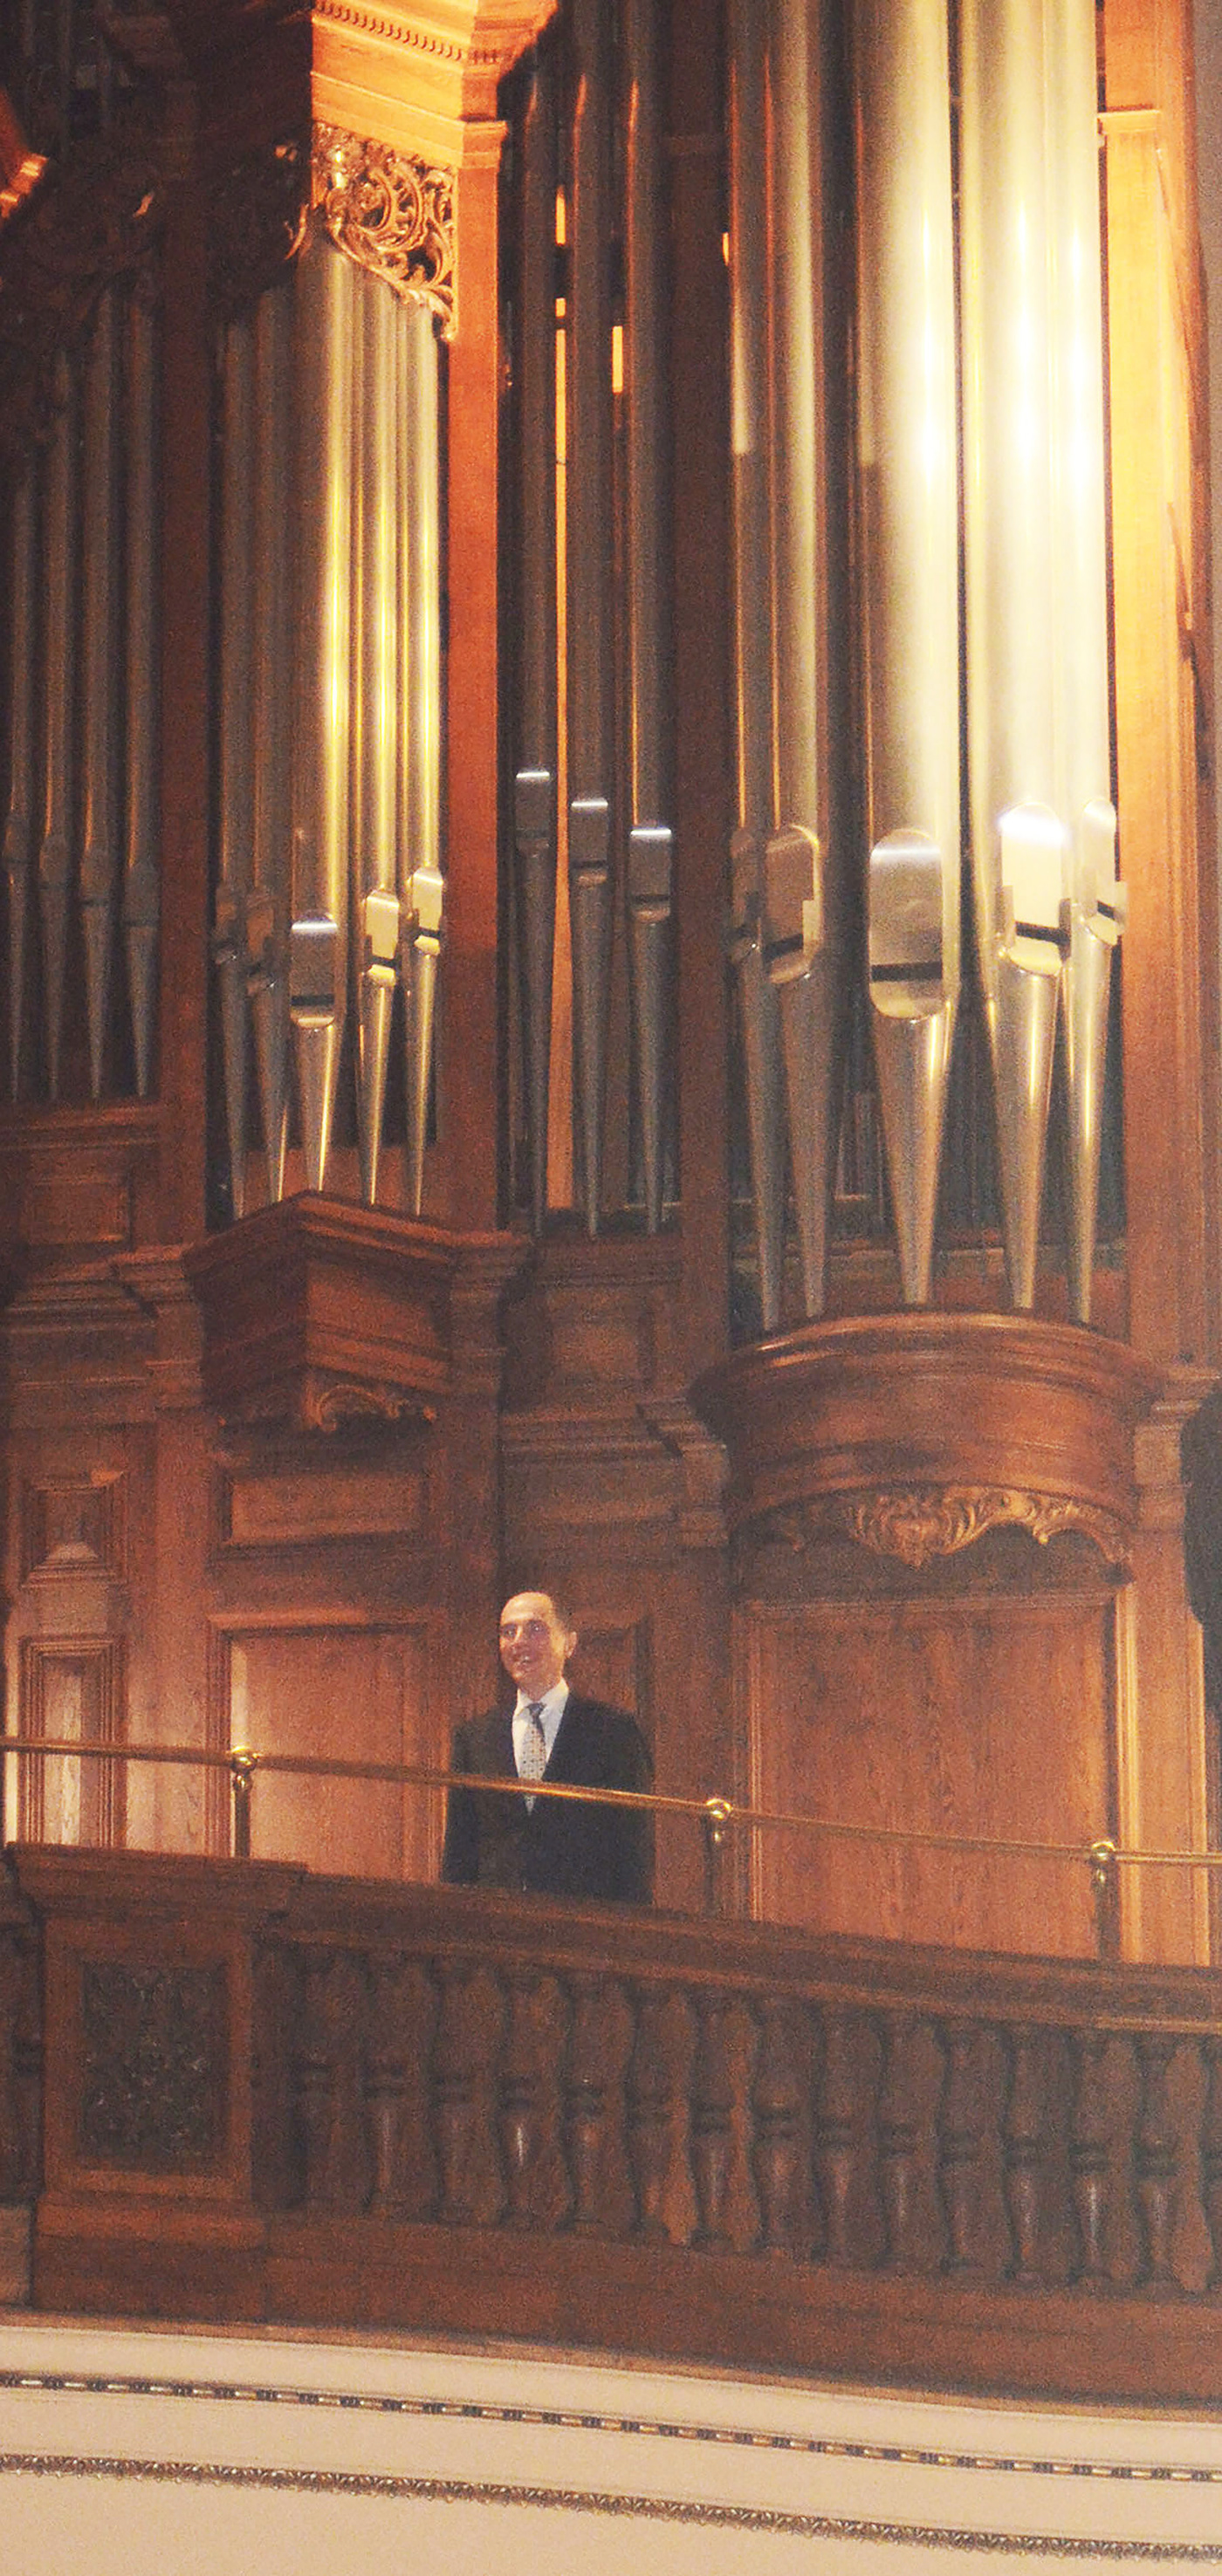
(441, 1591), (654, 1903)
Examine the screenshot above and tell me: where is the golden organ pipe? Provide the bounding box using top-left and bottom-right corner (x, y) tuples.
(727, 0), (786, 1327)
(289, 220), (354, 1195)
(513, 43), (560, 1237)
(566, 0), (615, 1234)
(399, 294), (443, 1218)
(853, 0), (961, 1306)
(80, 286), (120, 1101)
(249, 277), (294, 1204)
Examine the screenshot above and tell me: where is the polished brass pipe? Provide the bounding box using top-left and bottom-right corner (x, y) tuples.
(624, 0), (673, 1235)
(727, 0), (786, 1330)
(354, 268), (402, 1208)
(853, 0), (960, 1306)
(289, 219), (354, 1193)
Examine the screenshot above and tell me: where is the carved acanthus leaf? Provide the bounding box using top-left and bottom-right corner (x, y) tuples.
(748, 1487), (1130, 1572)
(312, 125), (454, 334)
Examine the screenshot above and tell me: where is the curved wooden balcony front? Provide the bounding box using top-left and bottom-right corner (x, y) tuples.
(4, 1842), (1222, 2406)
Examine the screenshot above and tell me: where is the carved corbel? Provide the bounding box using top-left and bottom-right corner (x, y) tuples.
(312, 124), (455, 332)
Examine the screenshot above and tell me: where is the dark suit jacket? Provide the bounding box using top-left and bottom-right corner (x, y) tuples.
(441, 1693), (654, 1904)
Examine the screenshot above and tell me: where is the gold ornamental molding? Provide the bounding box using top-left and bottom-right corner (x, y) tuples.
(842, 1486), (1130, 1571)
(312, 123), (455, 330)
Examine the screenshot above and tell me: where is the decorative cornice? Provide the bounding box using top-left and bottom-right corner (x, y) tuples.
(312, 122), (453, 330)
(209, 135), (308, 317)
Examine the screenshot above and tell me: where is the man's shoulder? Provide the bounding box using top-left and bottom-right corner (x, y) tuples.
(562, 1694), (653, 1770)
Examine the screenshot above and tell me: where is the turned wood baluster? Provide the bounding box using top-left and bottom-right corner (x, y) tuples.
(1068, 2030), (1112, 2282)
(627, 1983), (674, 2241)
(498, 1970), (543, 2229)
(690, 1990), (734, 2248)
(812, 2009), (860, 2267)
(366, 1958), (433, 2218)
(1001, 2025), (1046, 2283)
(563, 1974), (613, 2233)
(299, 1951), (372, 2213)
(431, 1960), (482, 2224)
(877, 2013), (921, 2273)
(1135, 2033), (1179, 2287)
(752, 1996), (806, 2257)
(1199, 2038), (1222, 2289)
(936, 2022), (984, 2275)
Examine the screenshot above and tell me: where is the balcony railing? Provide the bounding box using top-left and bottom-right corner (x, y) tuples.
(4, 1836), (1222, 2403)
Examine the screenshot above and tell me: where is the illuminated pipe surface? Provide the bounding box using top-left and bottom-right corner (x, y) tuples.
(38, 349), (78, 1101)
(853, 0), (960, 1305)
(216, 308), (256, 1212)
(624, 0), (673, 1234)
(514, 44), (560, 1235)
(4, 469), (36, 1096)
(960, 0), (1062, 1310)
(80, 285), (120, 1100)
(289, 220), (354, 1194)
(727, 0), (786, 1330)
(122, 279), (161, 1100)
(354, 268), (401, 1208)
(399, 294), (443, 1217)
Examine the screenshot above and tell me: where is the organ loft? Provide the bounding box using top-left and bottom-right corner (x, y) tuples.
(0, 0), (1221, 2402)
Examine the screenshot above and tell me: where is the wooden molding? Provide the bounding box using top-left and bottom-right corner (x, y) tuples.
(310, 0), (558, 168)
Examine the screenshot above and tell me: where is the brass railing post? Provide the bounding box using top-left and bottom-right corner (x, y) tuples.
(703, 1796), (733, 1917)
(1088, 1836), (1119, 1958)
(230, 1745), (257, 1859)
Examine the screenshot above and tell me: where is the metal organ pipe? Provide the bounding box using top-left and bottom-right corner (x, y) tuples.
(289, 222), (354, 1195)
(566, 0), (615, 1234)
(80, 286), (121, 1101)
(123, 277), (161, 1101)
(353, 267), (402, 1209)
(727, 0), (787, 1332)
(216, 308), (257, 1213)
(761, 0), (845, 1321)
(4, 469), (36, 1099)
(1047, 0), (1124, 1320)
(852, 0), (961, 1307)
(249, 277), (294, 1205)
(512, 43), (560, 1237)
(398, 294), (443, 1219)
(623, 0), (674, 1235)
(38, 348), (78, 1102)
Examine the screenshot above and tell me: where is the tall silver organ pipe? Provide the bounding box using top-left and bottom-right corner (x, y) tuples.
(249, 278), (294, 1204)
(1047, 0), (1124, 1321)
(762, 0), (844, 1320)
(4, 471), (37, 1099)
(38, 348), (79, 1103)
(566, 0), (615, 1234)
(80, 287), (121, 1101)
(727, 0), (786, 1331)
(399, 296), (444, 1219)
(216, 308), (257, 1214)
(623, 0), (673, 1235)
(512, 43), (560, 1237)
(289, 222), (354, 1194)
(853, 0), (961, 1307)
(353, 267), (402, 1209)
(123, 277), (161, 1100)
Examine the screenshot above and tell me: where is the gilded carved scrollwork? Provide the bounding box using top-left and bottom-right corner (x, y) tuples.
(750, 1487), (1130, 1574)
(312, 125), (455, 334)
(209, 136), (308, 319)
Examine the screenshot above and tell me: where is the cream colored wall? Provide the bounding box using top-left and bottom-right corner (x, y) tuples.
(0, 2318), (1219, 2573)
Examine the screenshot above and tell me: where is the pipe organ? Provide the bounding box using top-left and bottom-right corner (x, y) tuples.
(0, 0), (1215, 1971)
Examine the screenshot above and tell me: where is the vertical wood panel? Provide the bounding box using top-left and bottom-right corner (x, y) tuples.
(216, 1620), (439, 1881)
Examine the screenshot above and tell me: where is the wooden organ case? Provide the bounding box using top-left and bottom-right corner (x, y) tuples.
(0, 0), (1217, 1970)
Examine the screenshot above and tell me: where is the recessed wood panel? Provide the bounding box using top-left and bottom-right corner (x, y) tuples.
(217, 1621), (440, 1881)
(222, 1466), (424, 1548)
(745, 1595), (1115, 1956)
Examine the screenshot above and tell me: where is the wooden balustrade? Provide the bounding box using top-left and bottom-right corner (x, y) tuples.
(8, 1846), (1222, 2399)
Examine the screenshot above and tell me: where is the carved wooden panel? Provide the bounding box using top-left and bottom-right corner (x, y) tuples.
(210, 1619), (441, 1881)
(743, 1594), (1116, 1956)
(219, 1462), (425, 1550)
(17, 1636), (126, 1847)
(21, 1470), (127, 1581)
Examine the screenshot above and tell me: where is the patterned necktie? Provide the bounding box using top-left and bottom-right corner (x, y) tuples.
(519, 1701), (547, 1806)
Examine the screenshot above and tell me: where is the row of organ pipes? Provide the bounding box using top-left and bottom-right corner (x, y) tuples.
(510, 0), (1123, 1317)
(216, 217), (444, 1216)
(3, 280), (161, 1105)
